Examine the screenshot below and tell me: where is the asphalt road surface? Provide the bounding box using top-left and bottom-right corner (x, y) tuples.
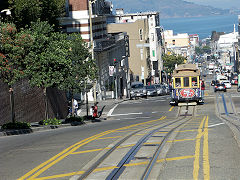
(1, 77), (240, 180)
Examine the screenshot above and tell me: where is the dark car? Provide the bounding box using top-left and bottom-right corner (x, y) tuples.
(154, 84), (164, 96)
(129, 82), (147, 99)
(214, 83), (226, 92)
(146, 85), (158, 96)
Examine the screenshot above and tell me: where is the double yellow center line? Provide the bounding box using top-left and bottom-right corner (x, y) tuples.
(18, 116), (166, 180)
(193, 115), (210, 180)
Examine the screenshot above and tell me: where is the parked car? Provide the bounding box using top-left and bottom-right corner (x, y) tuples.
(162, 84), (170, 95)
(130, 82), (147, 99)
(222, 80), (231, 89)
(146, 85), (158, 96)
(214, 83), (227, 92)
(154, 84), (164, 96)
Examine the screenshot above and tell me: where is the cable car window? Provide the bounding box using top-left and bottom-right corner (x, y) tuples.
(175, 78), (181, 87)
(184, 77), (189, 87)
(192, 77), (198, 87)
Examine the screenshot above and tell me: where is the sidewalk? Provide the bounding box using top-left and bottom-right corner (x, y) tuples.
(78, 97), (128, 120)
(0, 97), (128, 137)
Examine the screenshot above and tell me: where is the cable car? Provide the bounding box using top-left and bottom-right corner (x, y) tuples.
(170, 64), (203, 106)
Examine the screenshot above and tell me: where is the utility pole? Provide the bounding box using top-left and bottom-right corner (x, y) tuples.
(88, 0), (97, 103)
(236, 44), (239, 74)
(113, 58), (118, 99)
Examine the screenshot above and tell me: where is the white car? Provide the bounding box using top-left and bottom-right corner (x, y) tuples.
(222, 80), (231, 89)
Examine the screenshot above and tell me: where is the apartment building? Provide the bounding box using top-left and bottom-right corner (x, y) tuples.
(60, 0), (129, 100)
(189, 34), (199, 47)
(107, 10), (163, 84)
(164, 30), (190, 58)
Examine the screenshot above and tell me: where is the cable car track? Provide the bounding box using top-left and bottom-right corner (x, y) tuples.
(78, 106), (196, 180)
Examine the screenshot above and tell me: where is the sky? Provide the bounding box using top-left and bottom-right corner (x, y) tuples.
(185, 0), (240, 9)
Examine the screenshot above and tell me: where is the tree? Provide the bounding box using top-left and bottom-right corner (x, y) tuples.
(163, 54), (185, 75)
(0, 22), (33, 123)
(9, 0), (65, 30)
(24, 21), (73, 120)
(59, 34), (98, 117)
(195, 46), (211, 55)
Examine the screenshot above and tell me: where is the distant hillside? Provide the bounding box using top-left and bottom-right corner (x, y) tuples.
(111, 0), (230, 18)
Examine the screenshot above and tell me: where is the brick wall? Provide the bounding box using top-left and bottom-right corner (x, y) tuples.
(0, 80), (68, 125)
(69, 0), (88, 11)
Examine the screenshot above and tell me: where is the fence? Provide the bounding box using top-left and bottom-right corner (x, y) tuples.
(0, 79), (68, 125)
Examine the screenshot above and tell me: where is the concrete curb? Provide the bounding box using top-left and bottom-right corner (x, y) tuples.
(0, 124), (73, 137)
(0, 99), (129, 137)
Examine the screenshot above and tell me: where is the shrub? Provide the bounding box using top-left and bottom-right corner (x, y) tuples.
(42, 118), (62, 125)
(1, 122), (31, 130)
(64, 116), (84, 124)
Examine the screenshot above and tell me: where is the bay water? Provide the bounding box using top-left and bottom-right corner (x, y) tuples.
(160, 15), (239, 40)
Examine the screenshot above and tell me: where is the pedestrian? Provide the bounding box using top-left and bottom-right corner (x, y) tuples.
(169, 82), (173, 92)
(201, 80), (205, 100)
(92, 102), (98, 119)
(73, 99), (78, 115)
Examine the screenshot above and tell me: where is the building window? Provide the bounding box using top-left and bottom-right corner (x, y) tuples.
(140, 49), (143, 60)
(151, 33), (154, 41)
(152, 50), (155, 57)
(136, 76), (139, 81)
(139, 29), (143, 41)
(172, 40), (175, 45)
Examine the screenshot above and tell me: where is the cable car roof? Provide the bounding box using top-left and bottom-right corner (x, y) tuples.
(172, 64), (200, 77)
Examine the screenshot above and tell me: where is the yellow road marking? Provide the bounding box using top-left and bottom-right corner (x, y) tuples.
(124, 161), (149, 167)
(71, 142), (162, 155)
(33, 171), (85, 180)
(71, 148), (109, 155)
(93, 166), (118, 172)
(162, 155), (195, 162)
(169, 106), (174, 111)
(175, 130), (198, 133)
(97, 136), (122, 140)
(155, 131), (168, 134)
(18, 130), (111, 180)
(27, 131), (114, 180)
(167, 138), (195, 143)
(19, 116), (166, 180)
(193, 116), (206, 180)
(34, 155), (194, 179)
(135, 133), (147, 136)
(203, 116), (210, 180)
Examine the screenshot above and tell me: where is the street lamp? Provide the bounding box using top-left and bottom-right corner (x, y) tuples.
(88, 0), (97, 103)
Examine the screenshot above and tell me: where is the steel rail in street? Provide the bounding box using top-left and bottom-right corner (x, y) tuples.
(78, 115), (169, 180)
(106, 106), (194, 180)
(141, 117), (191, 180)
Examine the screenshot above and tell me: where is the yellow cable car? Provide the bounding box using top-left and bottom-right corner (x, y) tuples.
(170, 64), (203, 105)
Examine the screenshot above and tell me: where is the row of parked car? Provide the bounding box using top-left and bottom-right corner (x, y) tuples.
(129, 82), (170, 100)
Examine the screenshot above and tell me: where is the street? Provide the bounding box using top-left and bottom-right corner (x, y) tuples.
(1, 75), (240, 180)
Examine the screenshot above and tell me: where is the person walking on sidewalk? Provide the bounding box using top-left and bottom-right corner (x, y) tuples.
(201, 80), (205, 100)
